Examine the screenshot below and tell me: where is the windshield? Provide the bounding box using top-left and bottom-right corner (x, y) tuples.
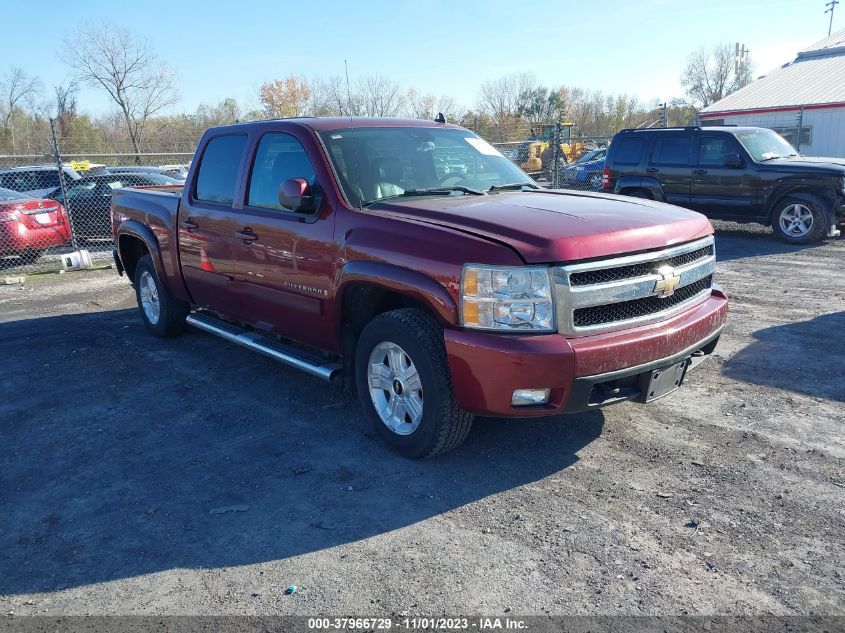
(734, 129), (798, 161)
(318, 126), (534, 207)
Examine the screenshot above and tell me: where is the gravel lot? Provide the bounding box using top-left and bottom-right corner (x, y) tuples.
(1, 224), (843, 616)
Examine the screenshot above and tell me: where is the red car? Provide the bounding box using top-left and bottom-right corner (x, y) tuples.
(0, 187), (71, 258)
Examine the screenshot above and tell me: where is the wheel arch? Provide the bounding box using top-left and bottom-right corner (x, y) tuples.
(766, 189), (834, 226)
(614, 175), (665, 201)
(337, 261), (458, 336)
(116, 221), (163, 283)
(336, 261), (458, 382)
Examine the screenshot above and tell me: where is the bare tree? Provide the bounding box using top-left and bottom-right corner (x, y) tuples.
(681, 43), (754, 108)
(406, 89), (457, 121)
(357, 75), (404, 117)
(1, 67), (42, 153)
(477, 72), (538, 124)
(54, 81), (79, 139)
(62, 20), (179, 160)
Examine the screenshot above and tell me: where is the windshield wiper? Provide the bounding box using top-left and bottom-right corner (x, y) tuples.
(487, 182), (540, 192)
(758, 155), (783, 162)
(363, 186), (484, 206)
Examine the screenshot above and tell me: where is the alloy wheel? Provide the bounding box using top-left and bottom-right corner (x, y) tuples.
(367, 341), (424, 435)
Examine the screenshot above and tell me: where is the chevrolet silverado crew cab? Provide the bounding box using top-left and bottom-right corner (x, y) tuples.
(112, 118), (728, 458)
(603, 125), (845, 244)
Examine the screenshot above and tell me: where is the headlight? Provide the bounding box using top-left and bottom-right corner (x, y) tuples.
(461, 265), (555, 332)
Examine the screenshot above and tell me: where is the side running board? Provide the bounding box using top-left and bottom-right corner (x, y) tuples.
(186, 312), (342, 382)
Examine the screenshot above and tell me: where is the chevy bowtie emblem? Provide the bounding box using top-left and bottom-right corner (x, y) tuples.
(653, 265), (681, 298)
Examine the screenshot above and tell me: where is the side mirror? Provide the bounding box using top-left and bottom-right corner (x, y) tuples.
(723, 153), (743, 168)
(278, 178), (315, 213)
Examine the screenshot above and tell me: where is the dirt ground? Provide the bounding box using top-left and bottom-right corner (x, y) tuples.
(0, 223), (843, 617)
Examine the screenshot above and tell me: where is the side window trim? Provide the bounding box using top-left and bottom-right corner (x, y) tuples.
(191, 133), (249, 207)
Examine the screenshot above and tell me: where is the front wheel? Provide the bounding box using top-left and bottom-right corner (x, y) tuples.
(771, 197), (827, 244)
(134, 254), (190, 337)
(355, 308), (473, 458)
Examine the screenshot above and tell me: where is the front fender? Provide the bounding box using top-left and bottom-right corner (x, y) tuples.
(614, 175), (666, 201)
(336, 261), (459, 326)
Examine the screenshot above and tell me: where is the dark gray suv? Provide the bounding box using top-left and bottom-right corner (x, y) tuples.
(603, 125), (844, 243)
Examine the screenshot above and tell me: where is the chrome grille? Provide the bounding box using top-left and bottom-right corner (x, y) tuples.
(552, 236), (716, 336)
(573, 275), (713, 327)
(569, 244), (713, 286)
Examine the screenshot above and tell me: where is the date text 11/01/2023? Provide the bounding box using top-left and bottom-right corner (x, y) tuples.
(307, 617), (528, 630)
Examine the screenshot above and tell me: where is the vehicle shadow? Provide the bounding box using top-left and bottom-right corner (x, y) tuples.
(0, 309), (604, 595)
(712, 222), (826, 262)
(722, 311), (845, 402)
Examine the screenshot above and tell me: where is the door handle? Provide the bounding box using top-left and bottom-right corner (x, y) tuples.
(692, 169), (708, 175)
(645, 167), (659, 173)
(235, 227), (258, 244)
(181, 217), (198, 231)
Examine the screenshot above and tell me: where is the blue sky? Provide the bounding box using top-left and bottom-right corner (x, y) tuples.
(1, 0), (837, 116)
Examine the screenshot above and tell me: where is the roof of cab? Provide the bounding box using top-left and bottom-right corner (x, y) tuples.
(209, 117), (464, 134)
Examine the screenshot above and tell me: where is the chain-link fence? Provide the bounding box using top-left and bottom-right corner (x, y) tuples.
(0, 125), (192, 275)
(0, 119), (615, 277)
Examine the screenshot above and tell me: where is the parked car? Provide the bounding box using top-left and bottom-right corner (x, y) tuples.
(0, 187), (70, 258)
(48, 172), (181, 238)
(112, 117), (727, 458)
(158, 164), (189, 180)
(561, 148), (607, 188)
(107, 165), (187, 182)
(603, 125), (845, 243)
(0, 165), (80, 198)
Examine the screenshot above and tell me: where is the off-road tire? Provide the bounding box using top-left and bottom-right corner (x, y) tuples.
(771, 196), (827, 244)
(134, 254), (190, 337)
(355, 308), (473, 458)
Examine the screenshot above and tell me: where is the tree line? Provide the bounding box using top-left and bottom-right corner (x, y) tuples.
(0, 20), (753, 158)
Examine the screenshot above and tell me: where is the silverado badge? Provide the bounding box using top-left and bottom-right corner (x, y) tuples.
(653, 265), (681, 298)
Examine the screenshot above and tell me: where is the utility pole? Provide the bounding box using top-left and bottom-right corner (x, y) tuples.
(827, 0), (839, 36)
(49, 118), (77, 251)
(658, 102), (668, 127)
(735, 43), (749, 77)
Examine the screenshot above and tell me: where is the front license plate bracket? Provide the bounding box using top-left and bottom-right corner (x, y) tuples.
(639, 358), (690, 402)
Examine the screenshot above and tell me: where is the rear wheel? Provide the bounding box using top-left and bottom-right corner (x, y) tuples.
(355, 308), (473, 458)
(627, 189), (652, 199)
(771, 196), (827, 244)
(134, 254), (190, 337)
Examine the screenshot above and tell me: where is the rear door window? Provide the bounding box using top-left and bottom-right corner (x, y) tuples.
(650, 137), (692, 165)
(194, 134), (248, 205)
(612, 137), (646, 165)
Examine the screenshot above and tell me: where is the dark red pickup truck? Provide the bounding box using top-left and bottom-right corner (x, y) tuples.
(112, 117), (728, 457)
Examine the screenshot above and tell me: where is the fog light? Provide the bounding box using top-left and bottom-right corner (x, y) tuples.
(511, 388), (551, 406)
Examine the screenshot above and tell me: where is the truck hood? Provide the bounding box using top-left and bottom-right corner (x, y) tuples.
(760, 155), (845, 175)
(367, 190), (713, 263)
